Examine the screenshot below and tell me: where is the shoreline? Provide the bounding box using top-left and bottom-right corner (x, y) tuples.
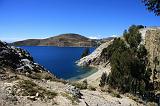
(75, 40), (113, 87)
(78, 64), (111, 87)
(67, 66), (98, 81)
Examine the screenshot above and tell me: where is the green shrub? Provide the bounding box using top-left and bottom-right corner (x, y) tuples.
(99, 72), (107, 87)
(88, 86), (96, 91)
(72, 81), (87, 90)
(106, 87), (121, 98)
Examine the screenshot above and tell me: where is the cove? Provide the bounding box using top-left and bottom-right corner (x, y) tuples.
(19, 46), (96, 80)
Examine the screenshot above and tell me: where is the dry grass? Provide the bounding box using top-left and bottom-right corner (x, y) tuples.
(61, 92), (79, 105)
(16, 80), (57, 100)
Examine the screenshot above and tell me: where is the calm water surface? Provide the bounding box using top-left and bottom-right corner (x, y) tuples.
(20, 46), (96, 80)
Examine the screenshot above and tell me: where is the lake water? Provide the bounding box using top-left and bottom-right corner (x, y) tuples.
(20, 46), (96, 80)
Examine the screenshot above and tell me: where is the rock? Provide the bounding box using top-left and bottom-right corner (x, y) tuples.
(0, 40), (51, 76)
(0, 41), (7, 47)
(66, 84), (83, 99)
(77, 40), (113, 67)
(144, 28), (160, 69)
(27, 96), (37, 101)
(36, 92), (39, 97)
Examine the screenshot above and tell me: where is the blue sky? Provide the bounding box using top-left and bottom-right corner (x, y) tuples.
(0, 0), (159, 42)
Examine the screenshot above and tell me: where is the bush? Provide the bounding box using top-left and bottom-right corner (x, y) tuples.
(88, 86), (96, 91)
(99, 72), (107, 87)
(123, 25), (142, 48)
(106, 87), (121, 98)
(72, 80), (88, 90)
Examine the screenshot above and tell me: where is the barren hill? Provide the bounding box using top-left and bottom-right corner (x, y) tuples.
(12, 33), (97, 47)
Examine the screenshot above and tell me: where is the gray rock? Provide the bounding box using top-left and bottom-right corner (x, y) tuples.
(66, 85), (83, 99)
(0, 40), (52, 76)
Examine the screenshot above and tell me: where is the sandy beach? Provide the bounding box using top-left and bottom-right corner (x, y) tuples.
(79, 64), (111, 87)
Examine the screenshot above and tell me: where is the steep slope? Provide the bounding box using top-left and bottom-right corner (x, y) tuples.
(77, 40), (113, 67)
(0, 40), (58, 84)
(76, 27), (160, 106)
(12, 33), (97, 47)
(77, 27), (160, 87)
(0, 40), (143, 106)
(142, 27), (160, 68)
(76, 40), (113, 86)
(142, 27), (160, 91)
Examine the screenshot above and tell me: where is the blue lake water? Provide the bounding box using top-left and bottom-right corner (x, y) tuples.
(19, 46), (96, 80)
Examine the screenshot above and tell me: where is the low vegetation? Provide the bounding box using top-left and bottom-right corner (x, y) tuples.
(100, 86), (121, 98)
(27, 72), (55, 80)
(61, 92), (80, 105)
(16, 80), (57, 100)
(72, 80), (88, 90)
(88, 85), (96, 91)
(27, 72), (68, 84)
(99, 72), (107, 87)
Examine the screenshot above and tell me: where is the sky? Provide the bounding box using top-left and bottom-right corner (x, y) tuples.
(0, 0), (159, 42)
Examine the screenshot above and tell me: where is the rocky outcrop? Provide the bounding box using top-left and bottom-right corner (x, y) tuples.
(0, 40), (59, 105)
(77, 40), (113, 67)
(65, 84), (83, 99)
(143, 28), (160, 68)
(142, 28), (160, 92)
(76, 40), (113, 86)
(0, 40), (55, 80)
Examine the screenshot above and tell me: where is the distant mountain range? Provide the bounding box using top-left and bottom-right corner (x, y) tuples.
(11, 33), (115, 47)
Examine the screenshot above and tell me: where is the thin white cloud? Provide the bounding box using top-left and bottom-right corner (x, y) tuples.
(111, 35), (117, 37)
(88, 36), (99, 39)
